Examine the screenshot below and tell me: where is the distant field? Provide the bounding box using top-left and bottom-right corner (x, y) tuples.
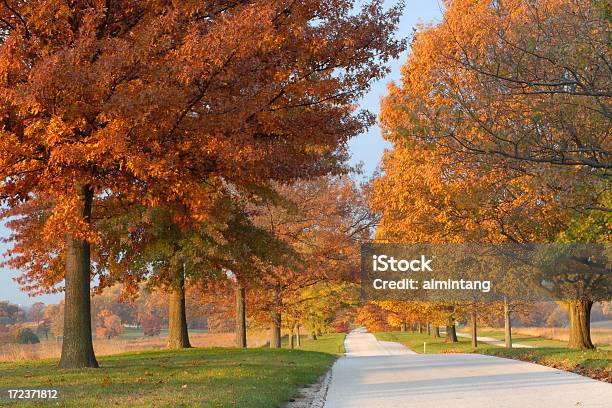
(512, 326), (612, 347)
(116, 327), (207, 339)
(0, 331), (269, 362)
(592, 320), (612, 328)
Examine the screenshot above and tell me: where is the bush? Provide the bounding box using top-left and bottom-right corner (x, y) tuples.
(12, 327), (40, 344)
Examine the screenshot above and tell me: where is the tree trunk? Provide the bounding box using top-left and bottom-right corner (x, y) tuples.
(167, 272), (191, 349)
(504, 296), (512, 349)
(418, 321), (423, 334)
(445, 320), (458, 343)
(296, 325), (301, 348)
(289, 325), (295, 349)
(59, 185), (98, 369)
(309, 331), (317, 340)
(471, 311), (478, 348)
(433, 326), (440, 338)
(269, 311), (281, 348)
(426, 322), (431, 335)
(564, 300), (595, 349)
(235, 286), (247, 348)
(400, 322), (406, 332)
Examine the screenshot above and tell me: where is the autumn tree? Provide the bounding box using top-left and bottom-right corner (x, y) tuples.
(136, 287), (167, 337)
(28, 302), (45, 325)
(391, 0), (610, 169)
(357, 303), (392, 333)
(95, 310), (124, 340)
(0, 0), (403, 367)
(96, 206), (225, 349)
(373, 0), (609, 349)
(44, 302), (64, 339)
(0, 301), (24, 324)
(283, 282), (358, 347)
(91, 285), (137, 327)
(96, 192), (290, 348)
(249, 175), (373, 347)
(140, 315), (162, 337)
(374, 300), (426, 332)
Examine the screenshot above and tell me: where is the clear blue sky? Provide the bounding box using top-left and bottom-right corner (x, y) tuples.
(0, 1), (443, 306)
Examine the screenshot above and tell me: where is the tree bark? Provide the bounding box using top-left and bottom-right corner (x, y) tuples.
(417, 321), (423, 334)
(235, 286), (246, 348)
(471, 311), (478, 348)
(564, 300), (595, 349)
(296, 325), (301, 348)
(426, 322), (431, 335)
(400, 322), (406, 332)
(445, 320), (458, 343)
(167, 271), (191, 349)
(504, 296), (512, 349)
(433, 326), (440, 338)
(270, 311), (281, 348)
(289, 325), (295, 349)
(59, 185), (98, 369)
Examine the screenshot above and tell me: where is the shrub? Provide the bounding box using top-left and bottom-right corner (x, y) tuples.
(12, 327), (40, 344)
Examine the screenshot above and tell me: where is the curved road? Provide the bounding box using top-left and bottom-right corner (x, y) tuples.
(323, 328), (612, 407)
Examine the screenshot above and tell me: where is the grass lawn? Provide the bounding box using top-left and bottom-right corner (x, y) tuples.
(374, 331), (497, 354)
(457, 328), (568, 348)
(282, 333), (346, 355)
(0, 344), (339, 407)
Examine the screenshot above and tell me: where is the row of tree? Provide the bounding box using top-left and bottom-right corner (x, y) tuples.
(0, 1), (404, 367)
(357, 300), (612, 349)
(369, 0), (610, 349)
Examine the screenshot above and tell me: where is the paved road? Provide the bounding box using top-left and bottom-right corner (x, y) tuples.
(456, 332), (533, 348)
(323, 328), (612, 408)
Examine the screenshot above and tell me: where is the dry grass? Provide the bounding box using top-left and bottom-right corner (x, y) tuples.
(513, 327), (612, 346)
(0, 332), (269, 363)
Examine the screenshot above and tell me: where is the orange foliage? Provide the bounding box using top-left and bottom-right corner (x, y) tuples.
(0, 0), (404, 292)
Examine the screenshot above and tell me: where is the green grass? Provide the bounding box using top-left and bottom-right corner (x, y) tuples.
(375, 331), (497, 354)
(480, 347), (611, 374)
(0, 347), (337, 407)
(457, 329), (567, 348)
(282, 333), (346, 355)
